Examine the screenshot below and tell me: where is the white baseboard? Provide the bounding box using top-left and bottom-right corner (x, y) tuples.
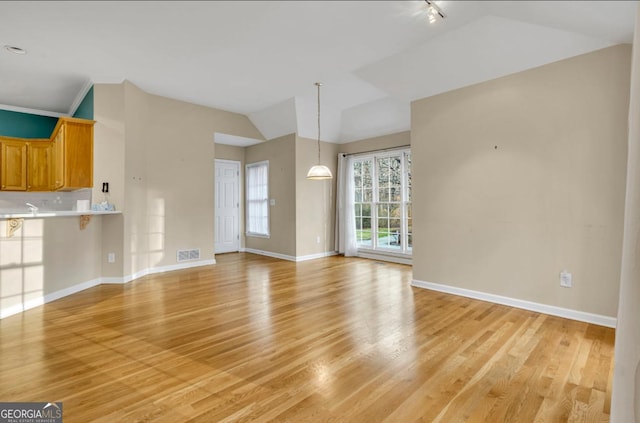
(244, 248), (337, 262)
(101, 259), (216, 284)
(100, 276), (128, 284)
(411, 279), (616, 328)
(358, 251), (412, 265)
(1, 260), (216, 318)
(102, 269), (147, 284)
(0, 278), (102, 319)
(244, 248), (297, 262)
(152, 259), (216, 274)
(46, 278), (103, 302)
(295, 251), (338, 262)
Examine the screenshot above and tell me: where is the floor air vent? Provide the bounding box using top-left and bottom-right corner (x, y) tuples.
(177, 249), (200, 262)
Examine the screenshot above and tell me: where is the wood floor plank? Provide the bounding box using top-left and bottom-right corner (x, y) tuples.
(0, 253), (615, 422)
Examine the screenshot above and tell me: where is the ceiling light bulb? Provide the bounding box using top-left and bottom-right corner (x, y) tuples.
(428, 15), (437, 23)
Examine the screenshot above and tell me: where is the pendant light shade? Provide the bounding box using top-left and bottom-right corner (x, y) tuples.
(307, 164), (333, 179)
(307, 82), (333, 180)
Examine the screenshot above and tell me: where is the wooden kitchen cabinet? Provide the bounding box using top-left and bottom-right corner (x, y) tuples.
(0, 138), (28, 191)
(0, 138), (53, 191)
(0, 117), (93, 192)
(27, 140), (53, 191)
(51, 117), (94, 191)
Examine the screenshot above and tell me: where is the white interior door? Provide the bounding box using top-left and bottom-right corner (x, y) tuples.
(215, 160), (240, 253)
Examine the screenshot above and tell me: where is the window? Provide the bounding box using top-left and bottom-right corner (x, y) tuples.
(354, 159), (373, 248)
(353, 150), (411, 254)
(246, 161), (269, 237)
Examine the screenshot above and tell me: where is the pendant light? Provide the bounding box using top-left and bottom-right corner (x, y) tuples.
(306, 82), (333, 180)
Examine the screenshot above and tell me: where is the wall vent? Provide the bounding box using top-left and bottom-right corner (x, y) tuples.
(177, 249), (200, 262)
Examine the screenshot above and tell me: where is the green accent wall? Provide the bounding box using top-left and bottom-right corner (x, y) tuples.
(73, 86), (94, 120)
(0, 109), (58, 139)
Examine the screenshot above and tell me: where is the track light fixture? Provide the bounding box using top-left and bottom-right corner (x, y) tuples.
(425, 0), (445, 23)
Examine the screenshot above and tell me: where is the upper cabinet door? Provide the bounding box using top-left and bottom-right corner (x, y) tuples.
(1, 139), (28, 191)
(27, 140), (53, 191)
(51, 117), (94, 191)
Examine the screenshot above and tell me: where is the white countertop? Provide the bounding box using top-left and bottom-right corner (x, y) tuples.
(0, 210), (121, 219)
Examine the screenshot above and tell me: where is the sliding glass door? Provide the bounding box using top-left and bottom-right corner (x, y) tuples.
(353, 149), (411, 255)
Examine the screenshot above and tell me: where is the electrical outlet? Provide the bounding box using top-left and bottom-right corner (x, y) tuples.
(108, 253), (115, 263)
(316, 235), (321, 244)
(560, 270), (572, 288)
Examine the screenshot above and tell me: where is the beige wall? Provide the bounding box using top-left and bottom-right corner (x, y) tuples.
(41, 217), (103, 293)
(245, 135), (297, 257)
(93, 83), (126, 278)
(215, 143), (246, 249)
(94, 81), (264, 276)
(0, 216), (103, 315)
(340, 131), (410, 155)
(123, 81), (151, 275)
(612, 7), (640, 420)
(93, 84), (126, 211)
(411, 45), (631, 318)
(215, 143), (245, 162)
(295, 136), (339, 257)
(101, 214), (124, 279)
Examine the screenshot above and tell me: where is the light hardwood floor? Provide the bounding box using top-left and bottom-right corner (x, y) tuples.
(0, 253), (614, 422)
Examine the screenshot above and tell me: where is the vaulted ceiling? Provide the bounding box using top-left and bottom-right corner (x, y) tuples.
(0, 1), (636, 145)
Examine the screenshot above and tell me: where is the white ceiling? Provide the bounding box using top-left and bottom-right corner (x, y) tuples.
(0, 1), (636, 145)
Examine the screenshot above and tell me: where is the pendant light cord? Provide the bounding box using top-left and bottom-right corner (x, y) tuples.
(316, 82), (321, 164)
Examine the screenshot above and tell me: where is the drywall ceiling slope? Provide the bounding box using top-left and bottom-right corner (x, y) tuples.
(339, 97), (411, 144)
(293, 75), (389, 142)
(355, 15), (616, 103)
(295, 91), (343, 143)
(484, 0), (635, 44)
(248, 98), (298, 141)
